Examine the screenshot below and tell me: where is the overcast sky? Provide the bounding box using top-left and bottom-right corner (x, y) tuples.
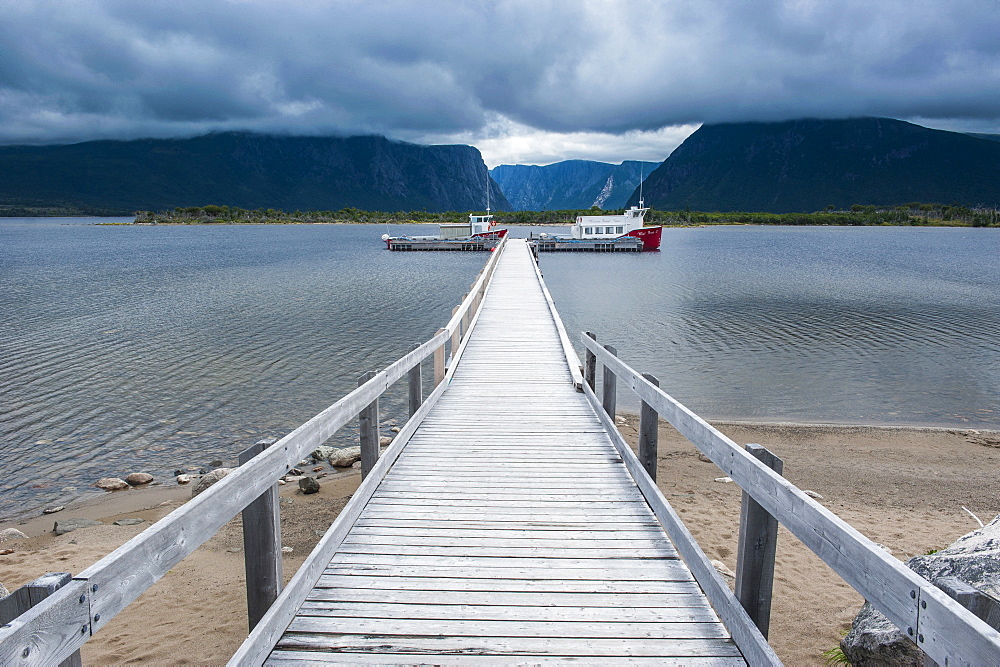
(2, 0), (999, 166)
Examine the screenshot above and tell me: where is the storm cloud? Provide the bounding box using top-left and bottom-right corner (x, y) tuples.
(2, 0), (999, 164)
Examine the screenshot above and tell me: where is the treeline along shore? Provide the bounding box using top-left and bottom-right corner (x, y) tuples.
(126, 202), (1000, 227)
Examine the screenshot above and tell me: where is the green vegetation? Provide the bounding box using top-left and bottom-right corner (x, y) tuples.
(821, 644), (851, 665)
(133, 202), (1000, 227)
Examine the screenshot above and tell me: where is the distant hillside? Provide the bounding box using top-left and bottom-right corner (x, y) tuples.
(491, 160), (657, 211)
(631, 118), (1000, 212)
(969, 133), (1000, 143)
(0, 133), (509, 213)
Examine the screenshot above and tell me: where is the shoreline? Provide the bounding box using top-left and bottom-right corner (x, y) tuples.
(1, 420), (998, 664)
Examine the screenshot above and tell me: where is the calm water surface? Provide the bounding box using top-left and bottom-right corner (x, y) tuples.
(2, 220), (998, 519)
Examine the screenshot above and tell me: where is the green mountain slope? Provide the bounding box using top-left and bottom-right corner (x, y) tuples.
(0, 133), (509, 213)
(631, 118), (1000, 212)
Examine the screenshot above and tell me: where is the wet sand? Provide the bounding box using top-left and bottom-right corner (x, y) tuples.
(1, 421), (998, 664)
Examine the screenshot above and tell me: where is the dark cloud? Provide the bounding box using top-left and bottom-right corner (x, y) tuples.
(1, 0), (998, 157)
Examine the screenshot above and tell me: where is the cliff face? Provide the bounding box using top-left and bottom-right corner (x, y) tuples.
(631, 118), (1000, 212)
(0, 133), (510, 212)
(491, 160), (657, 211)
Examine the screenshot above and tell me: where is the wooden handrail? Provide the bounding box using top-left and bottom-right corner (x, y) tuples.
(0, 245), (506, 666)
(581, 332), (1000, 666)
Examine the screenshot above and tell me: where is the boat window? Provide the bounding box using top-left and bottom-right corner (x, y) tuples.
(595, 227), (604, 234)
(616, 226), (624, 233)
(584, 227), (593, 234)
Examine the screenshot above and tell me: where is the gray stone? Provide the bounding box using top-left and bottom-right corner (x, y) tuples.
(0, 528), (28, 542)
(191, 468), (233, 497)
(53, 518), (102, 535)
(311, 445), (339, 462)
(42, 506), (65, 514)
(390, 426), (401, 433)
(842, 514), (1000, 665)
(281, 546), (294, 554)
(125, 472), (154, 486)
(96, 477), (129, 491)
(714, 476), (733, 484)
(803, 489), (824, 499)
(379, 436), (393, 447)
(113, 518), (145, 526)
(328, 446), (362, 468)
(298, 476), (320, 494)
(698, 452), (713, 463)
(0, 582), (8, 598)
(209, 460), (223, 467)
(176, 474), (193, 484)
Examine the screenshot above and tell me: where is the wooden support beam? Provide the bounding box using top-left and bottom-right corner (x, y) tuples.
(584, 332), (597, 391)
(734, 443), (783, 638)
(238, 439), (283, 632)
(358, 371), (380, 480)
(408, 344), (422, 417)
(461, 293), (471, 336)
(638, 373), (660, 481)
(601, 344), (617, 419)
(937, 577), (1000, 631)
(433, 329), (446, 386)
(0, 573), (83, 667)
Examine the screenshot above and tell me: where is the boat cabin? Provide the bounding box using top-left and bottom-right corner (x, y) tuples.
(572, 203), (648, 239)
(441, 213), (495, 239)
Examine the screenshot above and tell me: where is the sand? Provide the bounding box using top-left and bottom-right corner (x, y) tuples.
(1, 421), (998, 665)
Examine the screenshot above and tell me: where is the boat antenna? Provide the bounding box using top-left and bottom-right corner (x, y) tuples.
(638, 163), (645, 209)
(485, 165), (491, 216)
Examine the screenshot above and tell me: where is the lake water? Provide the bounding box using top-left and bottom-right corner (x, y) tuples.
(2, 220), (998, 519)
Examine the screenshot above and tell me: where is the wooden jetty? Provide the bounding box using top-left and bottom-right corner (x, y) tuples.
(2, 238), (999, 665)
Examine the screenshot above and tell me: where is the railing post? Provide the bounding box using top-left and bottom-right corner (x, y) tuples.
(584, 332), (597, 391)
(735, 443), (783, 638)
(639, 373), (660, 480)
(434, 328), (446, 386)
(936, 577), (1000, 631)
(601, 344), (617, 418)
(461, 293), (471, 334)
(0, 573), (83, 667)
(450, 305), (461, 364)
(358, 371), (379, 479)
(238, 439), (283, 632)
(408, 344), (422, 417)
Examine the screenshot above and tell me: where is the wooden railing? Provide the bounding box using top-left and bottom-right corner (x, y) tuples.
(0, 237), (507, 666)
(581, 332), (1000, 666)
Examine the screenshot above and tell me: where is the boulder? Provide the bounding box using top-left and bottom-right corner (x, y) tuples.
(298, 477), (320, 494)
(0, 528), (28, 542)
(379, 436), (393, 447)
(96, 477), (129, 491)
(311, 445), (340, 462)
(113, 518), (145, 526)
(53, 518), (102, 535)
(191, 468), (233, 497)
(842, 515), (1000, 665)
(176, 474), (193, 484)
(125, 472), (154, 486)
(327, 446), (362, 468)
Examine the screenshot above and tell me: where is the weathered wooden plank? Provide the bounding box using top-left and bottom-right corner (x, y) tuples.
(265, 650), (744, 665)
(601, 344), (618, 418)
(0, 576), (89, 667)
(273, 634), (743, 658)
(285, 616), (730, 639)
(311, 576), (702, 594)
(346, 527), (666, 540)
(294, 603), (720, 623)
(639, 373), (659, 480)
(335, 544), (677, 559)
(322, 564), (695, 582)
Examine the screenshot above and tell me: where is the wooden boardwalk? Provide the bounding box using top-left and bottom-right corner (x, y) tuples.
(265, 240), (744, 664)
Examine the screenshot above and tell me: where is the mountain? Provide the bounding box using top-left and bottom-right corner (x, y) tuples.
(969, 133), (1000, 143)
(490, 160), (658, 211)
(0, 133), (509, 213)
(631, 118), (1000, 212)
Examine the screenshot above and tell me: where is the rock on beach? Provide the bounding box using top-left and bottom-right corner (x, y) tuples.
(96, 477), (130, 491)
(125, 472), (154, 486)
(327, 446), (362, 468)
(191, 468), (232, 497)
(54, 518), (102, 535)
(0, 528), (28, 542)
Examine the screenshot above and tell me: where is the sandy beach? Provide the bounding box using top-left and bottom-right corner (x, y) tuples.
(2, 420), (998, 665)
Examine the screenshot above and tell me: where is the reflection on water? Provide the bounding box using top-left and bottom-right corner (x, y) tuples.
(2, 221), (998, 519)
(541, 225), (1000, 426)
